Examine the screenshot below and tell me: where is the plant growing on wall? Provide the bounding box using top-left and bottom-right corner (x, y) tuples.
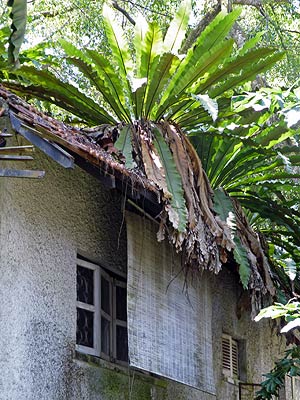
(2, 0), (299, 293)
(254, 301), (300, 399)
(192, 87), (300, 290)
(2, 1), (300, 395)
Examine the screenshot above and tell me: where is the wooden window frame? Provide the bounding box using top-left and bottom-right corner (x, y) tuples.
(222, 333), (239, 380)
(76, 258), (100, 357)
(76, 257), (128, 365)
(112, 279), (127, 363)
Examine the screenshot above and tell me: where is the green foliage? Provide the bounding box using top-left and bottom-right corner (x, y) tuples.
(7, 0), (27, 68)
(1, 2), (283, 127)
(233, 236), (251, 289)
(154, 9), (239, 119)
(255, 301), (300, 398)
(162, 0), (191, 53)
(237, 2), (300, 85)
(0, 1), (292, 286)
(213, 187), (235, 223)
(13, 65), (116, 124)
(189, 87), (300, 286)
(255, 346), (300, 400)
(2, 0), (300, 394)
(191, 94), (218, 122)
(114, 126), (134, 169)
(213, 188), (251, 288)
(4, 0), (296, 85)
(0, 27), (10, 67)
(21, 0), (182, 53)
(102, 4), (134, 119)
(255, 301), (300, 325)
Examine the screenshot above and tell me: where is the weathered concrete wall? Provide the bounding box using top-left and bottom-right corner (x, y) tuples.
(210, 268), (286, 400)
(0, 148), (127, 399)
(68, 353), (216, 400)
(285, 375), (300, 399)
(0, 144), (287, 400)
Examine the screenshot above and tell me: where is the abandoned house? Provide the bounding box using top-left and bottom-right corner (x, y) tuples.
(0, 86), (298, 400)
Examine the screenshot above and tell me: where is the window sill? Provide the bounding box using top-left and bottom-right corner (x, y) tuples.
(74, 351), (169, 389)
(75, 350), (128, 373)
(222, 375), (240, 386)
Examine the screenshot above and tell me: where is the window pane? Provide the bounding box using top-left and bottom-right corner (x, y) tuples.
(77, 265), (94, 305)
(116, 285), (127, 321)
(76, 308), (94, 348)
(101, 276), (110, 315)
(116, 325), (128, 362)
(101, 317), (110, 356)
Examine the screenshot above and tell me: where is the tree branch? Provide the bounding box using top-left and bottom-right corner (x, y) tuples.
(180, 2), (221, 53)
(282, 29), (300, 35)
(233, 0), (288, 6)
(35, 7), (75, 18)
(121, 0), (172, 18)
(112, 1), (136, 25)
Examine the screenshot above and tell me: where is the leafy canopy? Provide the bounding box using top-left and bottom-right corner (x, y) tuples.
(2, 1), (284, 126)
(255, 301), (300, 399)
(191, 88), (300, 276)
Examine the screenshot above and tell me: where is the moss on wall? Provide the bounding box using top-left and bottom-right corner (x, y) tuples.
(80, 358), (168, 400)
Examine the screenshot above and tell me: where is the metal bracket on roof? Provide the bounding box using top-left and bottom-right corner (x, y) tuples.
(0, 113), (44, 178)
(9, 111), (74, 169)
(0, 169), (45, 178)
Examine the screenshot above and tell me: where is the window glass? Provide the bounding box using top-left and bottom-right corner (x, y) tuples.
(116, 325), (128, 362)
(76, 308), (94, 347)
(77, 265), (94, 305)
(116, 285), (127, 321)
(76, 257), (128, 364)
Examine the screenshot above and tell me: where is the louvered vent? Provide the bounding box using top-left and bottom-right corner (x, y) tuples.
(222, 334), (239, 379)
